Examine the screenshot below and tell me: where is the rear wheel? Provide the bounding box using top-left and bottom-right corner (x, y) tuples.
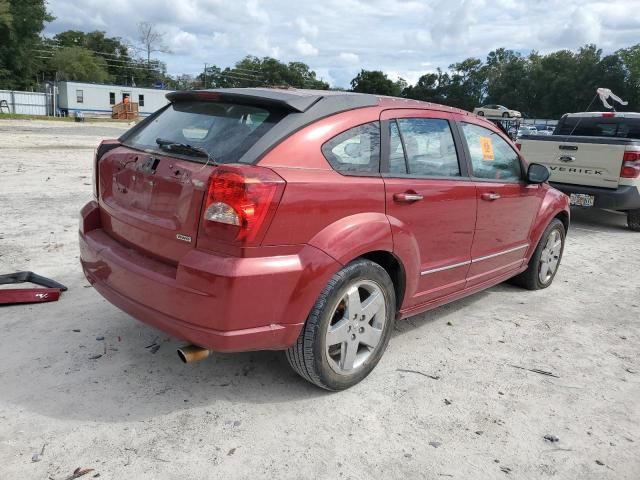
(502, 112), (510, 118)
(477, 111), (485, 116)
(627, 209), (640, 231)
(510, 218), (565, 290)
(286, 259), (395, 391)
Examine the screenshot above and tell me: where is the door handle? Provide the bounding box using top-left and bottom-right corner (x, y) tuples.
(394, 192), (424, 203)
(481, 192), (501, 201)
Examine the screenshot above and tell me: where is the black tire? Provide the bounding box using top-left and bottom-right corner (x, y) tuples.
(286, 259), (396, 391)
(477, 111), (485, 116)
(627, 209), (640, 232)
(502, 112), (510, 118)
(510, 218), (565, 290)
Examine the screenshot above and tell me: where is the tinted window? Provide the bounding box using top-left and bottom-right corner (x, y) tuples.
(461, 123), (522, 182)
(123, 101), (286, 164)
(138, 94), (145, 107)
(555, 117), (640, 139)
(322, 122), (380, 174)
(109, 92), (115, 105)
(395, 118), (460, 177)
(76, 89), (83, 103)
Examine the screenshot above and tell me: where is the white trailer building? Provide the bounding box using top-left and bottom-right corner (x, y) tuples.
(57, 81), (173, 117)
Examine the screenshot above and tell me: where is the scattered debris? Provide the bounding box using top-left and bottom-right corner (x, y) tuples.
(508, 364), (559, 378)
(444, 399), (452, 405)
(149, 344), (160, 354)
(95, 336), (104, 341)
(446, 321), (453, 326)
(62, 467), (95, 480)
(396, 369), (440, 380)
(475, 431), (483, 436)
(72, 329), (81, 333)
(88, 354), (102, 360)
(544, 434), (559, 443)
(498, 391), (505, 396)
(31, 443), (46, 463)
(500, 466), (512, 474)
(428, 441), (441, 448)
(625, 367), (636, 374)
(0, 271), (68, 305)
(595, 460), (604, 466)
(227, 447), (237, 456)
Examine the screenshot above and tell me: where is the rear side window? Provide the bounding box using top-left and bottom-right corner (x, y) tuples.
(389, 118), (460, 177)
(322, 122), (380, 174)
(122, 101), (286, 164)
(461, 123), (522, 182)
(555, 117), (640, 139)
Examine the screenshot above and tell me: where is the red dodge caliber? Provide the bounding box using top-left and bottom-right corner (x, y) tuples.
(80, 88), (569, 390)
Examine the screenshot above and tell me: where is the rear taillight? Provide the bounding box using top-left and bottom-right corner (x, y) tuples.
(621, 148), (640, 178)
(515, 142), (522, 150)
(602, 112), (616, 118)
(202, 165), (285, 243)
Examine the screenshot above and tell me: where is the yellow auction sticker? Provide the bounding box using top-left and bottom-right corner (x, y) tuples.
(480, 136), (494, 161)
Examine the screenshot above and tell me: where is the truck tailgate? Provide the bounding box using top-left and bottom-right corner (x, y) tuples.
(519, 136), (627, 189)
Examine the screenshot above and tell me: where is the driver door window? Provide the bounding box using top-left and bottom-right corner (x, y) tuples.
(460, 123), (522, 182)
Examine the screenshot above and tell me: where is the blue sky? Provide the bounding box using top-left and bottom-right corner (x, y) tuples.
(44, 0), (640, 87)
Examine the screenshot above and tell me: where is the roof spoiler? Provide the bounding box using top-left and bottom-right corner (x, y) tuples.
(165, 88), (323, 113)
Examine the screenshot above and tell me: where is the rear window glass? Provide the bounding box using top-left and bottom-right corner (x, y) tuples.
(555, 117), (640, 139)
(321, 122), (380, 174)
(123, 101), (285, 163)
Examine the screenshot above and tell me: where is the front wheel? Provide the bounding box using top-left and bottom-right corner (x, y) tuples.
(628, 209), (640, 231)
(502, 112), (510, 118)
(510, 218), (565, 290)
(286, 259), (396, 391)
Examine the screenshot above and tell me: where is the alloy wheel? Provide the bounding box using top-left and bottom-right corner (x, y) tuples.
(325, 280), (386, 375)
(539, 229), (562, 284)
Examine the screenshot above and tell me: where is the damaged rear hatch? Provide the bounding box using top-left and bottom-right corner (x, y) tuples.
(97, 99), (286, 264)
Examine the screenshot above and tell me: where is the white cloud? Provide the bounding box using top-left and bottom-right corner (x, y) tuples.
(294, 38), (319, 56)
(295, 17), (319, 37)
(246, 0), (270, 24)
(43, 0), (640, 88)
(338, 52), (360, 64)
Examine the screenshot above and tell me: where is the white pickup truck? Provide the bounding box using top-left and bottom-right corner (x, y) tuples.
(517, 112), (640, 231)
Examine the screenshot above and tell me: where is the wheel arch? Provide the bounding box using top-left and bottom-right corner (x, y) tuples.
(359, 250), (406, 311)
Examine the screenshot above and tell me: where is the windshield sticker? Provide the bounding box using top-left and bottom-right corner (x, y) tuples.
(480, 136), (494, 161)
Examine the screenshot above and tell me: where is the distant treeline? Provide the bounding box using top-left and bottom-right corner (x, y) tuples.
(351, 45), (640, 118)
(1, 1), (638, 118)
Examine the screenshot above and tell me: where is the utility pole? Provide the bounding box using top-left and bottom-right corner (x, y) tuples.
(204, 63), (208, 89)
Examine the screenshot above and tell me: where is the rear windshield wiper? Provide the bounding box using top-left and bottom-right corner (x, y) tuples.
(155, 138), (216, 163)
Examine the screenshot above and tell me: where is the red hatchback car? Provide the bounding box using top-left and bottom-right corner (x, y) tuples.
(80, 88), (569, 390)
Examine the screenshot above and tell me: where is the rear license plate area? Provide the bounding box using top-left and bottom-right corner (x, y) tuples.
(569, 193), (595, 207)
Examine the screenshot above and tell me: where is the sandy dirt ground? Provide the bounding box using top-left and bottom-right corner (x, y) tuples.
(0, 119), (639, 480)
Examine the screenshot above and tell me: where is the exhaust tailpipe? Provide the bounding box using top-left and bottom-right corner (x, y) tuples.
(177, 345), (210, 364)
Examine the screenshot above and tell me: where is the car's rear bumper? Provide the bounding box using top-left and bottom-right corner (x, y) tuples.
(550, 182), (640, 210)
(79, 201), (339, 352)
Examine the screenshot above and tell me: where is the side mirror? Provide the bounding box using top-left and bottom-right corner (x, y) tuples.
(527, 163), (550, 184)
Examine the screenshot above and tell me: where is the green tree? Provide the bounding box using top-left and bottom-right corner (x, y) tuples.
(617, 45), (640, 110)
(48, 30), (139, 85)
(350, 70), (401, 96)
(48, 46), (111, 83)
(197, 56), (329, 89)
(0, 0), (52, 89)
